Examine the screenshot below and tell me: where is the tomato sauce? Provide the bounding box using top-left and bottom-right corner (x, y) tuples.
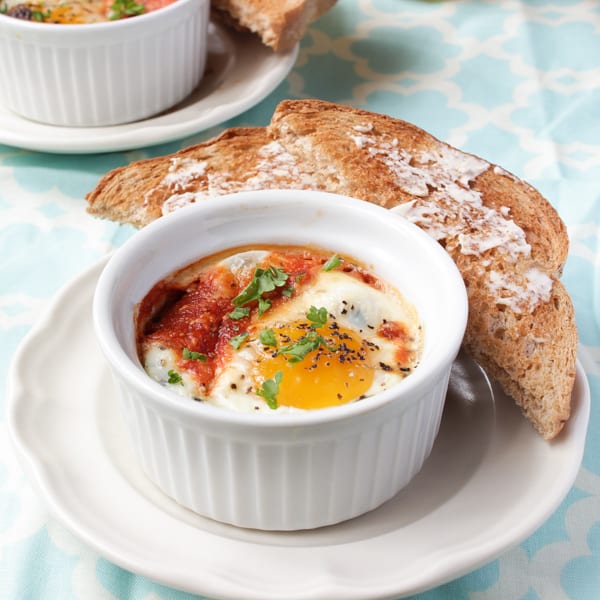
(136, 246), (351, 388)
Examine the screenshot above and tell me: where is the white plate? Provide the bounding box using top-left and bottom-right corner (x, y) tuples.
(7, 259), (590, 600)
(0, 23), (297, 154)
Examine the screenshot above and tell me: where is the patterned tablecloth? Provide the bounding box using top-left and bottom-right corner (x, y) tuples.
(1, 1), (599, 598)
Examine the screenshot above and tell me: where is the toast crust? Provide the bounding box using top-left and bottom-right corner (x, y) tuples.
(85, 99), (577, 440)
(211, 0), (337, 51)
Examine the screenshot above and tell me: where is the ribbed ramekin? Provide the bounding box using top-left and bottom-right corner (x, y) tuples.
(0, 0), (209, 126)
(93, 191), (468, 530)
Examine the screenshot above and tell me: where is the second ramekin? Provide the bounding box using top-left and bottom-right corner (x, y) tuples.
(0, 0), (209, 126)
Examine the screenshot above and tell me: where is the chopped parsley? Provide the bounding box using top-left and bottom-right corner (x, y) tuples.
(257, 371), (283, 409)
(275, 307), (337, 363)
(167, 370), (183, 385)
(31, 7), (51, 21)
(306, 305), (328, 329)
(231, 265), (289, 316)
(182, 347), (207, 362)
(259, 328), (277, 347)
(229, 332), (249, 350)
(229, 306), (250, 320)
(278, 329), (337, 364)
(257, 297), (271, 317)
(322, 253), (342, 271)
(109, 0), (145, 19)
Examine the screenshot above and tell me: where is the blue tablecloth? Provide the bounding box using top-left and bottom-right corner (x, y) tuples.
(1, 0), (599, 598)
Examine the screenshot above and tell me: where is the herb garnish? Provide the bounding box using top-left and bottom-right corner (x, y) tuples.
(31, 7), (51, 21)
(231, 266), (289, 317)
(109, 0), (145, 20)
(257, 371), (283, 409)
(322, 254), (342, 271)
(168, 369), (183, 384)
(182, 347), (207, 362)
(257, 297), (271, 317)
(278, 330), (337, 364)
(306, 305), (328, 329)
(229, 332), (249, 349)
(275, 307), (337, 364)
(229, 306), (250, 320)
(259, 328), (277, 348)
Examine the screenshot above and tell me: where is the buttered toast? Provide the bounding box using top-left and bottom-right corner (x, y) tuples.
(86, 99), (577, 440)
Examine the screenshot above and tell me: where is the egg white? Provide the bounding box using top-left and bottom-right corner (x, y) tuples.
(219, 250), (269, 282)
(144, 345), (205, 399)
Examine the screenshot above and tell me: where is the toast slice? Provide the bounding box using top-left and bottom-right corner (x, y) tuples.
(268, 100), (576, 440)
(85, 99), (577, 440)
(211, 0), (337, 52)
(86, 127), (324, 228)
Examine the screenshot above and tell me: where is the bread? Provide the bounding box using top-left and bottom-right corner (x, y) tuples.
(268, 100), (577, 440)
(86, 99), (577, 440)
(211, 0), (337, 52)
(86, 127), (323, 228)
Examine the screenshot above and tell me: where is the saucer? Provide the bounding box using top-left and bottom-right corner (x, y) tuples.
(7, 258), (590, 599)
(0, 22), (297, 154)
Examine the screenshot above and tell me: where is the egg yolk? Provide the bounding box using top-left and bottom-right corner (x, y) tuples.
(254, 320), (375, 410)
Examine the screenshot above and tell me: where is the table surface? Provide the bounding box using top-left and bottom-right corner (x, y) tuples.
(1, 1), (599, 599)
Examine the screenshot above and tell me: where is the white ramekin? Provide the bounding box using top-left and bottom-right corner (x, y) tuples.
(93, 190), (468, 530)
(0, 0), (209, 126)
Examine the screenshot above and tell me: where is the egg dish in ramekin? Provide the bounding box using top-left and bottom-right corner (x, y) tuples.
(93, 190), (468, 530)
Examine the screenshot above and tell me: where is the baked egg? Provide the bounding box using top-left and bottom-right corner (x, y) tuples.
(137, 245), (423, 413)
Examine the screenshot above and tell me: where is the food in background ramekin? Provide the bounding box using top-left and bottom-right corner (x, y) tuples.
(0, 0), (209, 126)
(1, 0), (175, 23)
(93, 190), (468, 530)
